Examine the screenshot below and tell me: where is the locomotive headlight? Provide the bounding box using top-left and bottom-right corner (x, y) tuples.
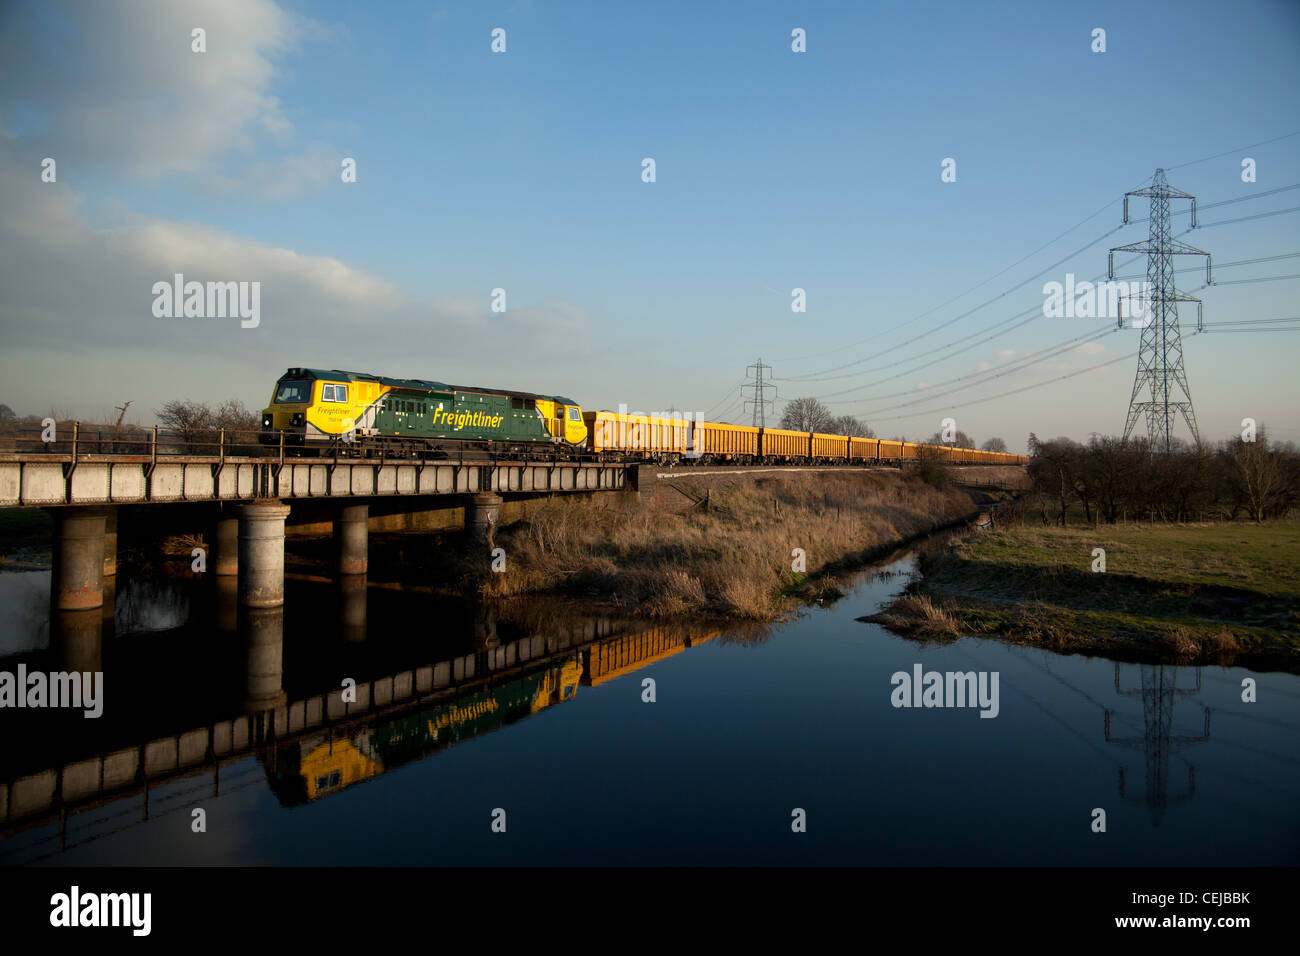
(291, 412), (304, 426)
(262, 415), (273, 428)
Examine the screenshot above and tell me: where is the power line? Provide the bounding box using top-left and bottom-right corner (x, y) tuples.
(862, 352), (1138, 424)
(777, 182), (1296, 385)
(798, 253), (1150, 395)
(1197, 205), (1300, 229)
(776, 224), (1132, 382)
(1199, 327), (1300, 333)
(835, 327), (1124, 414)
(1165, 129), (1300, 172)
(1112, 250), (1300, 280)
(1201, 315), (1300, 327)
(702, 383), (748, 418)
(1213, 272), (1300, 286)
(818, 324), (1117, 406)
(1125, 182), (1300, 224)
(777, 181), (1146, 364)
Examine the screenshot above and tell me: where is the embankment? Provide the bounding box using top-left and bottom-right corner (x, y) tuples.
(472, 469), (979, 619)
(866, 520), (1300, 668)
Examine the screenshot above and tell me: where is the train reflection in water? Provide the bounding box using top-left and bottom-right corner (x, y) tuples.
(275, 657), (584, 804)
(0, 569), (725, 861)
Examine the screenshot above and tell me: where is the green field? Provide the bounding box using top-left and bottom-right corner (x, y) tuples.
(873, 520), (1300, 666)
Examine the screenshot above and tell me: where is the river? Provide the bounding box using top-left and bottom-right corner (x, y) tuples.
(0, 534), (1296, 866)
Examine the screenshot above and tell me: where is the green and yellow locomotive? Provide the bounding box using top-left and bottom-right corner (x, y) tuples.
(260, 367), (587, 456)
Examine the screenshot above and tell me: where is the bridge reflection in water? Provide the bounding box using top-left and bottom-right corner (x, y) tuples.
(0, 570), (724, 861)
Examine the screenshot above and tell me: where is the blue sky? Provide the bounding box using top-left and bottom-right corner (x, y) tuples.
(1, 0), (1297, 451)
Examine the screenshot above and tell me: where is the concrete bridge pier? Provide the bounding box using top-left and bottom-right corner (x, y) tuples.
(55, 608), (103, 673)
(339, 573), (367, 642)
(334, 504), (369, 576)
(212, 511), (239, 576)
(237, 501), (291, 609)
(50, 507), (108, 611)
(466, 493), (502, 547)
(241, 606), (286, 712)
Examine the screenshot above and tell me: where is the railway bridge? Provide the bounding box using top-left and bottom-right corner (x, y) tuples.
(0, 422), (1023, 622)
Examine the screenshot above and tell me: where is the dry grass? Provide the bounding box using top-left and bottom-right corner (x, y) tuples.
(866, 593), (964, 638)
(472, 471), (975, 619)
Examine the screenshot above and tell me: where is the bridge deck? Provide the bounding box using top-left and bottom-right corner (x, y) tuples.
(0, 454), (626, 507)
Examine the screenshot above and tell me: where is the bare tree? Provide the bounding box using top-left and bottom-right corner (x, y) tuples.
(1027, 434), (1081, 526)
(213, 398), (259, 435)
(779, 397), (835, 432)
(1227, 426), (1290, 522)
(926, 428), (975, 448)
(830, 414), (875, 438)
(156, 400), (213, 447)
(980, 437), (1007, 453)
(157, 398), (259, 454)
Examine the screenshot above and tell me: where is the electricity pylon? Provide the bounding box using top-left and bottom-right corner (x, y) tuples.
(1108, 169), (1213, 451)
(743, 358), (776, 427)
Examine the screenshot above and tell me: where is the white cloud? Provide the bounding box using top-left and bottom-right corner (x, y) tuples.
(1073, 341), (1107, 355)
(0, 134), (598, 415)
(0, 0), (310, 178)
(996, 348), (1017, 359)
(202, 142), (341, 200)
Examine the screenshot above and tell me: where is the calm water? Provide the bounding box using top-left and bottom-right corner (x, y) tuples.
(0, 541), (1297, 866)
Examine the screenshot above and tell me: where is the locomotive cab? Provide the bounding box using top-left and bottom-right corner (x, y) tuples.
(536, 398), (588, 445)
(260, 368), (357, 445)
(261, 371), (315, 444)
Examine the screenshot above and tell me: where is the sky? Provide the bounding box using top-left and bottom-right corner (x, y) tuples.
(1, 0), (1297, 453)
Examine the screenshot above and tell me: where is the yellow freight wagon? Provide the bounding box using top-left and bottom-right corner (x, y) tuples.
(811, 432), (846, 459)
(848, 437), (878, 461)
(584, 410), (692, 459)
(760, 428), (807, 460)
(698, 421), (760, 459)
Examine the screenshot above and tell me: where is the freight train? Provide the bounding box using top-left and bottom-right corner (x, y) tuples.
(260, 367), (1026, 466)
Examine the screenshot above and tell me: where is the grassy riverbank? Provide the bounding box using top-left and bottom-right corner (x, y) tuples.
(867, 520), (1300, 666)
(472, 471), (977, 619)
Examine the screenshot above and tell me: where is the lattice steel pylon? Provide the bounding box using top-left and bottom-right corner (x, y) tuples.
(1108, 169), (1213, 452)
(744, 358), (776, 427)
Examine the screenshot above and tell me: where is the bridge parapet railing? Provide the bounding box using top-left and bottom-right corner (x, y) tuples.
(0, 419), (272, 460)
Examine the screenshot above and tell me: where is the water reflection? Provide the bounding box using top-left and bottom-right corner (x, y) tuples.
(0, 576), (729, 859)
(272, 655), (583, 804)
(1106, 663), (1212, 824)
(0, 545), (1297, 867)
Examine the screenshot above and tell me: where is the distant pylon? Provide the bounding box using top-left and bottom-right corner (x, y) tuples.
(1108, 169), (1213, 451)
(743, 358), (776, 427)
